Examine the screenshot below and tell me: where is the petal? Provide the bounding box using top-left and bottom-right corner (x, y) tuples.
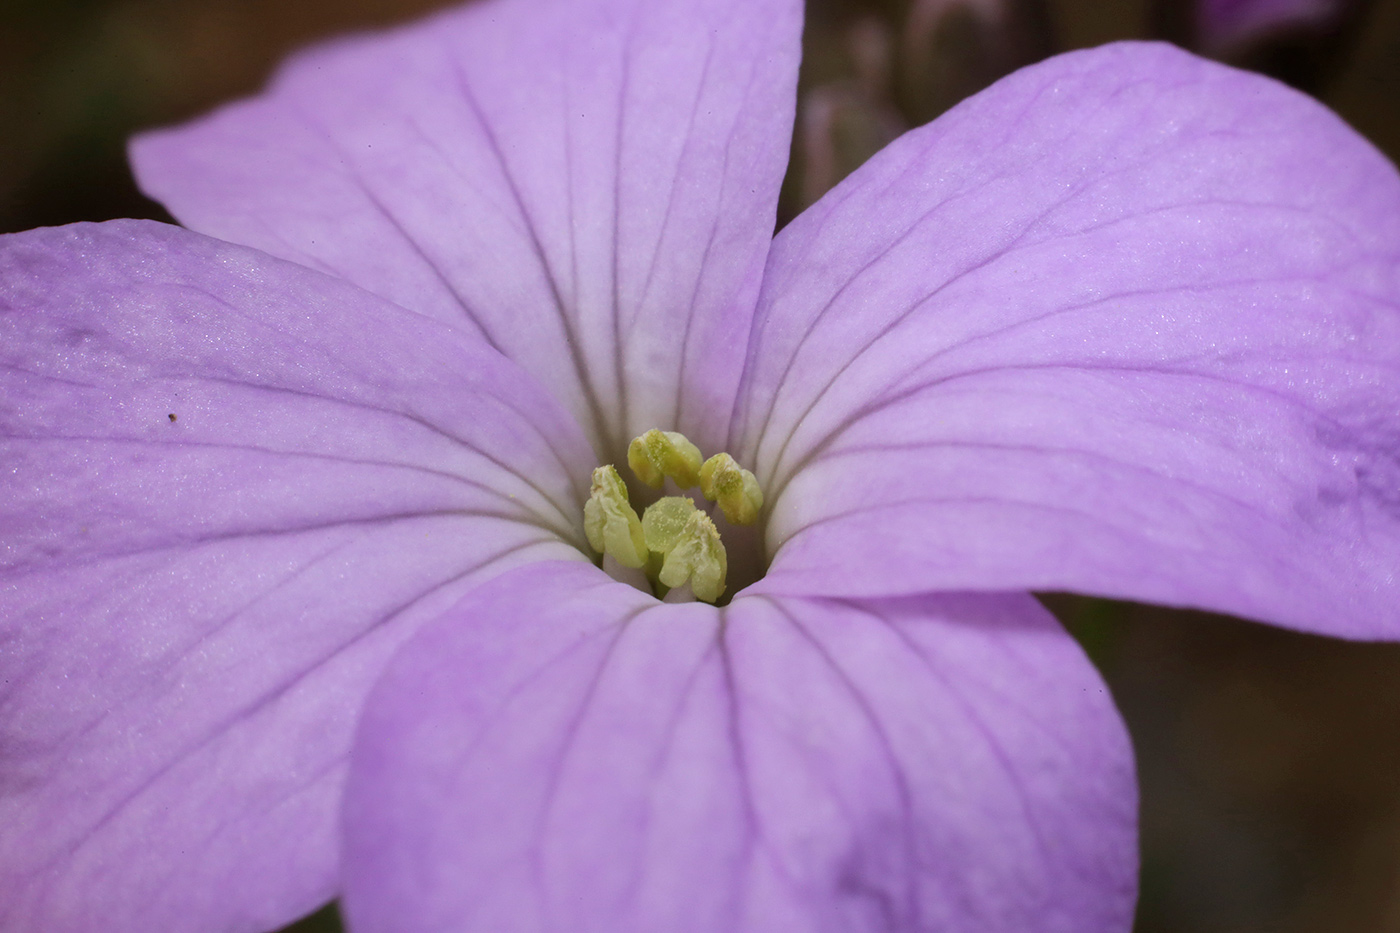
(735, 43), (1400, 638)
(342, 561), (1136, 932)
(0, 220), (592, 932)
(130, 0), (802, 458)
(1196, 0), (1350, 51)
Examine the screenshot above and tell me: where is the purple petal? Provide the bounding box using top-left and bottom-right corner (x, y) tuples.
(736, 43), (1400, 638)
(130, 0), (802, 458)
(342, 561), (1136, 932)
(1196, 0), (1352, 52)
(0, 220), (591, 932)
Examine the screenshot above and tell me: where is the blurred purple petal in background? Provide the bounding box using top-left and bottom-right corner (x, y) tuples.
(1198, 0), (1354, 51)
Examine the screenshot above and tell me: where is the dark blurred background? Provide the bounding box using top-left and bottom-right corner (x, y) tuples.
(2, 0), (1398, 930)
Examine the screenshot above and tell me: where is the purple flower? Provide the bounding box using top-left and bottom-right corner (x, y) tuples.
(3, 0), (1399, 930)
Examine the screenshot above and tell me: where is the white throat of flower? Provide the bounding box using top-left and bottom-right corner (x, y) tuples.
(584, 429), (763, 604)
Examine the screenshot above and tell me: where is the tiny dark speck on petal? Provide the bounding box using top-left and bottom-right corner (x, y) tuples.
(168, 413), (177, 422)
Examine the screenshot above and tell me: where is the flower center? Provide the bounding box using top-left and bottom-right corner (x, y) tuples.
(583, 429), (764, 604)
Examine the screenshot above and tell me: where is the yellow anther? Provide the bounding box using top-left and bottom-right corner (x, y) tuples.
(627, 429), (702, 490)
(583, 465), (647, 568)
(584, 431), (757, 601)
(655, 508), (727, 603)
(699, 453), (764, 525)
(639, 497), (729, 602)
(641, 496), (699, 555)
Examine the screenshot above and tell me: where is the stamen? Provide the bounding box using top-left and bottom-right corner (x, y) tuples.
(583, 465), (647, 568)
(640, 497), (729, 604)
(584, 428), (762, 604)
(640, 496), (700, 555)
(653, 507), (727, 603)
(699, 453), (764, 526)
(627, 429), (703, 490)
